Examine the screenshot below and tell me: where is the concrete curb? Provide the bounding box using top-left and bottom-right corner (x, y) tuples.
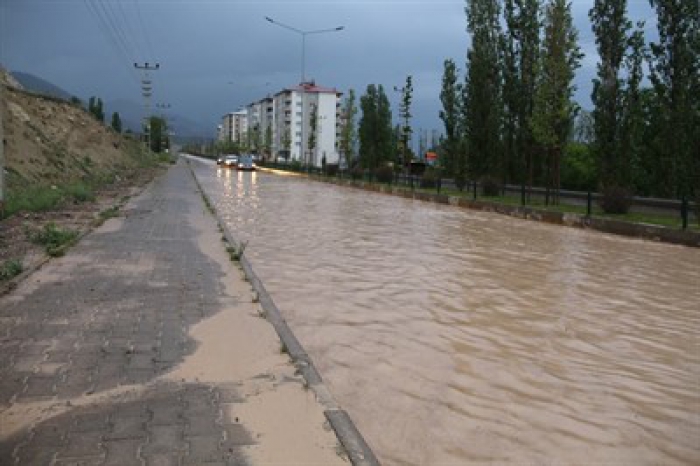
(258, 167), (700, 248)
(186, 160), (381, 466)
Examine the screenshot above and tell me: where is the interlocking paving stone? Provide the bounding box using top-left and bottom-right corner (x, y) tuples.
(0, 164), (253, 466)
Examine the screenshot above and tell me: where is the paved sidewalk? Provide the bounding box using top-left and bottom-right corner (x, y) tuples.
(0, 161), (344, 465)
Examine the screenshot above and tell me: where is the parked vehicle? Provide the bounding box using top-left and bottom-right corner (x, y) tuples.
(222, 155), (239, 168)
(237, 154), (256, 171)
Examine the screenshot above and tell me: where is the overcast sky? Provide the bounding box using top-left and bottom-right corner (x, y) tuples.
(1, 0), (655, 138)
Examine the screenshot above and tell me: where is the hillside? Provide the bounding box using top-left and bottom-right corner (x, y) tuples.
(0, 67), (167, 285)
(1, 69), (154, 192)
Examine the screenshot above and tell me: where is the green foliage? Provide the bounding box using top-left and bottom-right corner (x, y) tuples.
(420, 167), (440, 189)
(308, 104), (318, 160)
(480, 176), (501, 196)
(374, 165), (394, 184)
(358, 84), (393, 171)
(440, 59), (464, 180)
(599, 185), (633, 214)
(502, 0), (540, 188)
(4, 186), (64, 217)
(590, 0), (644, 190)
(398, 75), (414, 169)
(647, 0), (699, 200)
(464, 0), (503, 181)
(531, 0), (583, 203)
(339, 89), (358, 168)
(0, 260), (23, 281)
(29, 223), (79, 257)
(149, 116), (168, 153)
(111, 112), (122, 133)
(561, 143), (597, 191)
(88, 96), (105, 122)
(63, 183), (96, 203)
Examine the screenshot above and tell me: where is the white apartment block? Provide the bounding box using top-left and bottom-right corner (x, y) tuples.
(222, 82), (343, 167)
(220, 110), (248, 144)
(271, 82), (342, 166)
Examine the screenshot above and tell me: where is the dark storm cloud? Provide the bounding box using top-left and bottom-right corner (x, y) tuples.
(2, 0), (654, 137)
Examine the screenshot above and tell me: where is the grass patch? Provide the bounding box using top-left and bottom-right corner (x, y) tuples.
(226, 241), (248, 262)
(0, 260), (23, 281)
(29, 222), (79, 257)
(4, 186), (64, 217)
(63, 183), (96, 203)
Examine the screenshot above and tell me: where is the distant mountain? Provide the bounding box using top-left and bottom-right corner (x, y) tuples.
(10, 71), (75, 101)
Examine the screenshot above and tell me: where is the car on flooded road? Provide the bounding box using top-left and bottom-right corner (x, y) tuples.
(221, 155), (239, 168)
(236, 154), (256, 171)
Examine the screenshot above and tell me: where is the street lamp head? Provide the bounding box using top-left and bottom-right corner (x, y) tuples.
(336, 26), (344, 31)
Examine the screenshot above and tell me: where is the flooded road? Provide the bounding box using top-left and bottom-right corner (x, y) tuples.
(193, 159), (700, 465)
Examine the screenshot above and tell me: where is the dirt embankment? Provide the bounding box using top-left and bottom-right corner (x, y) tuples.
(0, 68), (166, 285)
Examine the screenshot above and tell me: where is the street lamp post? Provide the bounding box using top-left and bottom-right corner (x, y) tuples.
(264, 16), (344, 83)
(264, 16), (344, 168)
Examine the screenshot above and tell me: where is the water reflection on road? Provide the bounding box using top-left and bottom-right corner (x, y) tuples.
(198, 160), (700, 465)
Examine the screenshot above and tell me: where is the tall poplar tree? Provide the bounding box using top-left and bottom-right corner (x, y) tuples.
(531, 0), (582, 204)
(439, 59), (466, 188)
(339, 89), (357, 168)
(502, 0), (541, 194)
(464, 0), (503, 181)
(647, 0), (699, 201)
(590, 0), (633, 190)
(359, 85), (393, 171)
(398, 75), (414, 170)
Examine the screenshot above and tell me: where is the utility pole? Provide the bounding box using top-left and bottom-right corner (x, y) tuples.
(0, 78), (5, 215)
(134, 62), (159, 150)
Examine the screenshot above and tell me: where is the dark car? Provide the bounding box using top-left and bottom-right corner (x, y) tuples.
(236, 154), (256, 171)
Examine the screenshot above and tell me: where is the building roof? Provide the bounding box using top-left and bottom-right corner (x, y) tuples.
(274, 81), (342, 96)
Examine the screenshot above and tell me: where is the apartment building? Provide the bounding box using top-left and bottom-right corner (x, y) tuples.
(219, 110), (248, 144)
(271, 82), (342, 166)
(221, 82), (343, 167)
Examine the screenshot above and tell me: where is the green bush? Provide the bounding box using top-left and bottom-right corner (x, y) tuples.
(350, 166), (365, 180)
(421, 168), (440, 189)
(374, 165), (394, 184)
(561, 142), (597, 191)
(324, 164), (339, 177)
(4, 186), (64, 217)
(29, 223), (79, 256)
(0, 260), (23, 281)
(64, 183), (96, 203)
(480, 176), (501, 197)
(599, 185), (633, 214)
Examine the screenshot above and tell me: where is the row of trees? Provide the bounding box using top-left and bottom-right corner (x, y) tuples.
(436, 0), (698, 210)
(336, 0), (697, 212)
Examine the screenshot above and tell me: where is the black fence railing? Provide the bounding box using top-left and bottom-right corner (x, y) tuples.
(257, 161), (698, 229)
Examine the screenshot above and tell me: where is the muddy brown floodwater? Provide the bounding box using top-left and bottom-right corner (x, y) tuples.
(193, 159), (700, 465)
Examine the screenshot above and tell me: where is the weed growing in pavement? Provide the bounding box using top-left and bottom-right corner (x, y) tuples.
(0, 260), (23, 281)
(29, 222), (79, 257)
(280, 342), (289, 354)
(227, 241), (247, 261)
(94, 206), (120, 226)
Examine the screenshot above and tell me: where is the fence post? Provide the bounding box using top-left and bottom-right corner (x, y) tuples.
(681, 197), (688, 230)
(521, 184), (526, 206)
(437, 175), (441, 194)
(473, 180), (477, 200)
(587, 190), (592, 217)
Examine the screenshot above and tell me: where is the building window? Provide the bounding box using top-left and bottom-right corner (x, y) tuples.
(296, 112), (302, 117)
(296, 132), (301, 137)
